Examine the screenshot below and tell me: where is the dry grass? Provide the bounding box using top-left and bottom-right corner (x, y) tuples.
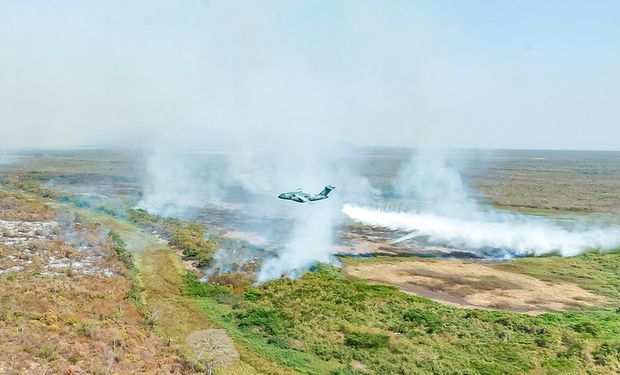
(0, 189), (197, 374)
(81, 212), (266, 374)
(0, 191), (54, 221)
(344, 259), (608, 314)
(0, 272), (191, 374)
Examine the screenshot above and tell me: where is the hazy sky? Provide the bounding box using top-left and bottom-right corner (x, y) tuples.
(1, 0), (619, 150)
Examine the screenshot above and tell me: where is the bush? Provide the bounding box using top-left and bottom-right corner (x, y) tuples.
(559, 334), (583, 358)
(127, 208), (161, 225)
(403, 309), (443, 333)
(344, 331), (389, 349)
(208, 272), (254, 292)
(592, 342), (619, 366)
(535, 334), (551, 348)
(244, 288), (265, 302)
(38, 345), (58, 361)
(572, 320), (599, 337)
(236, 307), (293, 335)
(128, 208), (217, 267)
(183, 272), (232, 299)
(108, 231), (126, 247)
(109, 232), (134, 269)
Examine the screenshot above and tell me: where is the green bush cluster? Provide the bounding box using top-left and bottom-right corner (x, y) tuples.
(403, 308), (443, 334)
(127, 208), (217, 269)
(344, 331), (389, 349)
(187, 264), (620, 374)
(108, 231), (134, 269)
(106, 231), (144, 308)
(236, 307), (293, 336)
(183, 272), (233, 302)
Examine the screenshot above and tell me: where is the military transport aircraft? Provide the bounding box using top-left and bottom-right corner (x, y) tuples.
(278, 185), (335, 203)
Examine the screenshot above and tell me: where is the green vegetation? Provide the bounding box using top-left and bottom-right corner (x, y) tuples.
(128, 208), (217, 268)
(344, 332), (389, 349)
(109, 230), (134, 268)
(108, 230), (146, 309)
(185, 264), (620, 374)
(38, 345), (58, 362)
(1, 172), (58, 198)
(3, 150), (620, 374)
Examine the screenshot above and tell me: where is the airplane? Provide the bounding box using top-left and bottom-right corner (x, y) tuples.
(278, 185), (335, 203)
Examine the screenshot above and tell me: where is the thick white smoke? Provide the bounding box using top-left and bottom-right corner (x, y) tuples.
(257, 203), (338, 282)
(342, 205), (620, 257)
(138, 142), (375, 282)
(137, 149), (227, 216)
(394, 149), (477, 216)
(343, 150), (620, 258)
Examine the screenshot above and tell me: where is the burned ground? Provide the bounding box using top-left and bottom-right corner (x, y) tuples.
(0, 190), (195, 374)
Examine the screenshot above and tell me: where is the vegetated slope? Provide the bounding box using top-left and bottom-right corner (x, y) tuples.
(185, 264), (620, 374)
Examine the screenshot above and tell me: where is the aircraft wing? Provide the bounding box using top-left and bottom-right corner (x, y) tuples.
(293, 193), (309, 203)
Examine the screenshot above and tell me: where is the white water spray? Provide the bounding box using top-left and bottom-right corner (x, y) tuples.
(342, 204), (620, 257)
(343, 150), (620, 258)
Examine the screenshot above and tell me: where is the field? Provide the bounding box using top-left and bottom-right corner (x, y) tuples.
(0, 148), (619, 374)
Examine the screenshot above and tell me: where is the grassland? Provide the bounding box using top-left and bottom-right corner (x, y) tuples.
(185, 264), (620, 374)
(1, 149), (619, 374)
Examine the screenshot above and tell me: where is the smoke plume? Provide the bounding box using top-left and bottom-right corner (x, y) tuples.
(342, 205), (620, 257)
(343, 150), (620, 257)
(138, 142), (375, 282)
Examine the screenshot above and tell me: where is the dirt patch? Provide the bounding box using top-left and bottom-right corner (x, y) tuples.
(344, 260), (608, 314)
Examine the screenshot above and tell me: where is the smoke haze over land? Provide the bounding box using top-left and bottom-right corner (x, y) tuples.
(137, 143), (378, 281)
(343, 151), (620, 258)
(2, 1), (620, 280)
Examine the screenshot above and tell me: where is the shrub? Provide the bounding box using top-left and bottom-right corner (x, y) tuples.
(38, 345), (58, 361)
(236, 307), (293, 335)
(108, 231), (126, 247)
(572, 320), (599, 337)
(76, 323), (94, 337)
(109, 232), (134, 269)
(592, 342), (619, 366)
(535, 334), (551, 348)
(344, 331), (389, 349)
(403, 309), (443, 333)
(208, 272), (254, 292)
(183, 272), (232, 299)
(559, 334), (583, 358)
(244, 288), (265, 302)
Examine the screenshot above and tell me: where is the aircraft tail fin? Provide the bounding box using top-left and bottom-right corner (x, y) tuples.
(319, 185), (335, 197)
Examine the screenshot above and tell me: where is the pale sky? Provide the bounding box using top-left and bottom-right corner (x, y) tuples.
(1, 0), (619, 150)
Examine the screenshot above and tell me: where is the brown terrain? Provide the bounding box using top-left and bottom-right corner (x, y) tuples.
(0, 191), (194, 374)
(344, 259), (607, 315)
